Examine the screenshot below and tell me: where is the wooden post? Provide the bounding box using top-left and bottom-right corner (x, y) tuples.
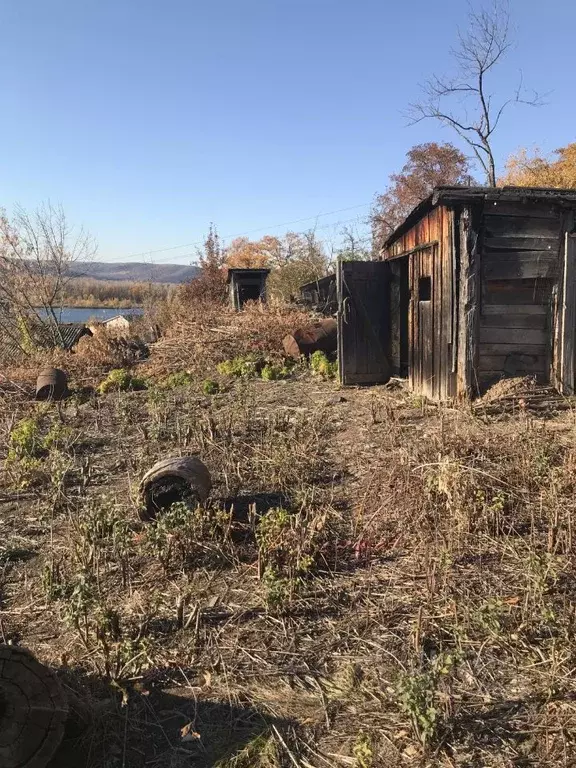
(560, 232), (576, 395)
(456, 206), (481, 399)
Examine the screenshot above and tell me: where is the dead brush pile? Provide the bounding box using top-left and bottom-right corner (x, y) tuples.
(143, 298), (315, 379)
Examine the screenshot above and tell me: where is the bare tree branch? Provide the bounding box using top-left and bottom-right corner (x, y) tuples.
(408, 1), (542, 185)
(0, 203), (97, 360)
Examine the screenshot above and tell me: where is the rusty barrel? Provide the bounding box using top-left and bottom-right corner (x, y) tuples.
(139, 456), (212, 521)
(35, 368), (68, 401)
(283, 318), (337, 359)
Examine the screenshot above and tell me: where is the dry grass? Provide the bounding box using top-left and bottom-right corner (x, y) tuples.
(2, 318), (576, 767)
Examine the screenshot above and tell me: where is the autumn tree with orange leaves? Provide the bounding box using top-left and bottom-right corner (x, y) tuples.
(372, 142), (474, 251)
(500, 144), (576, 189)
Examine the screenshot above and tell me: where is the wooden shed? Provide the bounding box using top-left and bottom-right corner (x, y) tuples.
(227, 268), (270, 310)
(337, 186), (576, 399)
(299, 274), (337, 315)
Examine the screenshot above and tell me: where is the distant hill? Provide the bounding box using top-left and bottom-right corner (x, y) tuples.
(68, 261), (200, 284)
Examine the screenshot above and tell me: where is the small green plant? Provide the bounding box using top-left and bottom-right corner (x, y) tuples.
(256, 507), (328, 608)
(353, 732), (374, 768)
(63, 572), (96, 642)
(260, 362), (292, 381)
(161, 370), (194, 389)
(98, 368), (148, 394)
(310, 350), (338, 379)
(146, 501), (231, 571)
(7, 415), (42, 461)
(6, 414), (45, 487)
(71, 498), (133, 585)
(396, 651), (460, 747)
(217, 355), (261, 378)
(203, 378), (220, 395)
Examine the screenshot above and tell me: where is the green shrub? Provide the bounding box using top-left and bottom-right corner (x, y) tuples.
(160, 371), (194, 389)
(5, 413), (71, 488)
(217, 356), (260, 378)
(98, 368), (148, 394)
(7, 416), (42, 462)
(202, 379), (220, 395)
(310, 351), (338, 380)
(261, 363), (291, 381)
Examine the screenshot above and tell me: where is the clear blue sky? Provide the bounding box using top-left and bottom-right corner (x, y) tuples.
(0, 0), (574, 263)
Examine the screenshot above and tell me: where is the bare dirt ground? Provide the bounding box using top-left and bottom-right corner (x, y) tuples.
(2, 368), (576, 767)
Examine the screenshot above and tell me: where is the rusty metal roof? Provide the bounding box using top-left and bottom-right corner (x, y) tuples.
(384, 185), (576, 248)
(34, 323), (93, 351)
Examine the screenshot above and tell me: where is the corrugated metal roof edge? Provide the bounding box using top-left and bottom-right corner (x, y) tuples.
(383, 185), (576, 250)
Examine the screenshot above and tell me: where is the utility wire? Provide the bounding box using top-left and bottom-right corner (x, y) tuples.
(132, 214), (372, 265)
(117, 202), (372, 262)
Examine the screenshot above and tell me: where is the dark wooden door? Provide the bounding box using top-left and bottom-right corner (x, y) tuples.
(337, 260), (391, 385)
(410, 245), (437, 399)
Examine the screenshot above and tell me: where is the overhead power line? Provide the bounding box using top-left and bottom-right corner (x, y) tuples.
(118, 202), (372, 262)
(138, 213), (372, 265)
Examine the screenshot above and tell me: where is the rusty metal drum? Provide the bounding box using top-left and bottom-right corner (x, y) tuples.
(35, 368), (68, 401)
(283, 318), (337, 359)
(139, 456), (212, 521)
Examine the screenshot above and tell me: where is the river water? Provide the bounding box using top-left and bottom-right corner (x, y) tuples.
(35, 307), (144, 324)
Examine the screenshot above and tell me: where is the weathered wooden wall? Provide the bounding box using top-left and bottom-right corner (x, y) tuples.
(476, 200), (564, 391)
(386, 206), (456, 400)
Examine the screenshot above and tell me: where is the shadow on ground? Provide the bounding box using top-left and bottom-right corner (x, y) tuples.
(49, 668), (295, 768)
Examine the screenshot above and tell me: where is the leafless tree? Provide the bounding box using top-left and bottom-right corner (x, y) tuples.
(409, 2), (542, 186)
(337, 224), (372, 262)
(0, 203), (97, 357)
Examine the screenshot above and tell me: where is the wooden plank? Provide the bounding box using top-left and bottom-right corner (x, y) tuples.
(484, 236), (559, 251)
(479, 342), (546, 355)
(482, 304), (547, 315)
(485, 201), (560, 218)
(440, 208), (450, 399)
(388, 262), (401, 375)
(450, 209), (458, 390)
(480, 327), (547, 345)
(483, 254), (557, 280)
(478, 354), (547, 373)
(480, 314), (547, 330)
(467, 205), (481, 396)
(419, 254), (434, 400)
(478, 355), (546, 373)
(560, 233), (576, 395)
(484, 214), (561, 238)
(408, 251), (415, 391)
(456, 207), (479, 398)
(483, 278), (553, 305)
(434, 229), (442, 399)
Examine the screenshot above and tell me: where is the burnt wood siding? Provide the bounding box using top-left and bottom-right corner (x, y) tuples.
(477, 201), (563, 389)
(386, 206), (456, 400)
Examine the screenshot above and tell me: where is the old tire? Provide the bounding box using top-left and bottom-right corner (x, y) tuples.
(0, 645), (68, 768)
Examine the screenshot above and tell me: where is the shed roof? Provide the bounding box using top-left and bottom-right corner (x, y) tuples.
(384, 186), (576, 248)
(35, 323), (93, 351)
(102, 314), (135, 324)
(0, 322), (92, 362)
(300, 274), (335, 292)
(226, 268), (270, 284)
